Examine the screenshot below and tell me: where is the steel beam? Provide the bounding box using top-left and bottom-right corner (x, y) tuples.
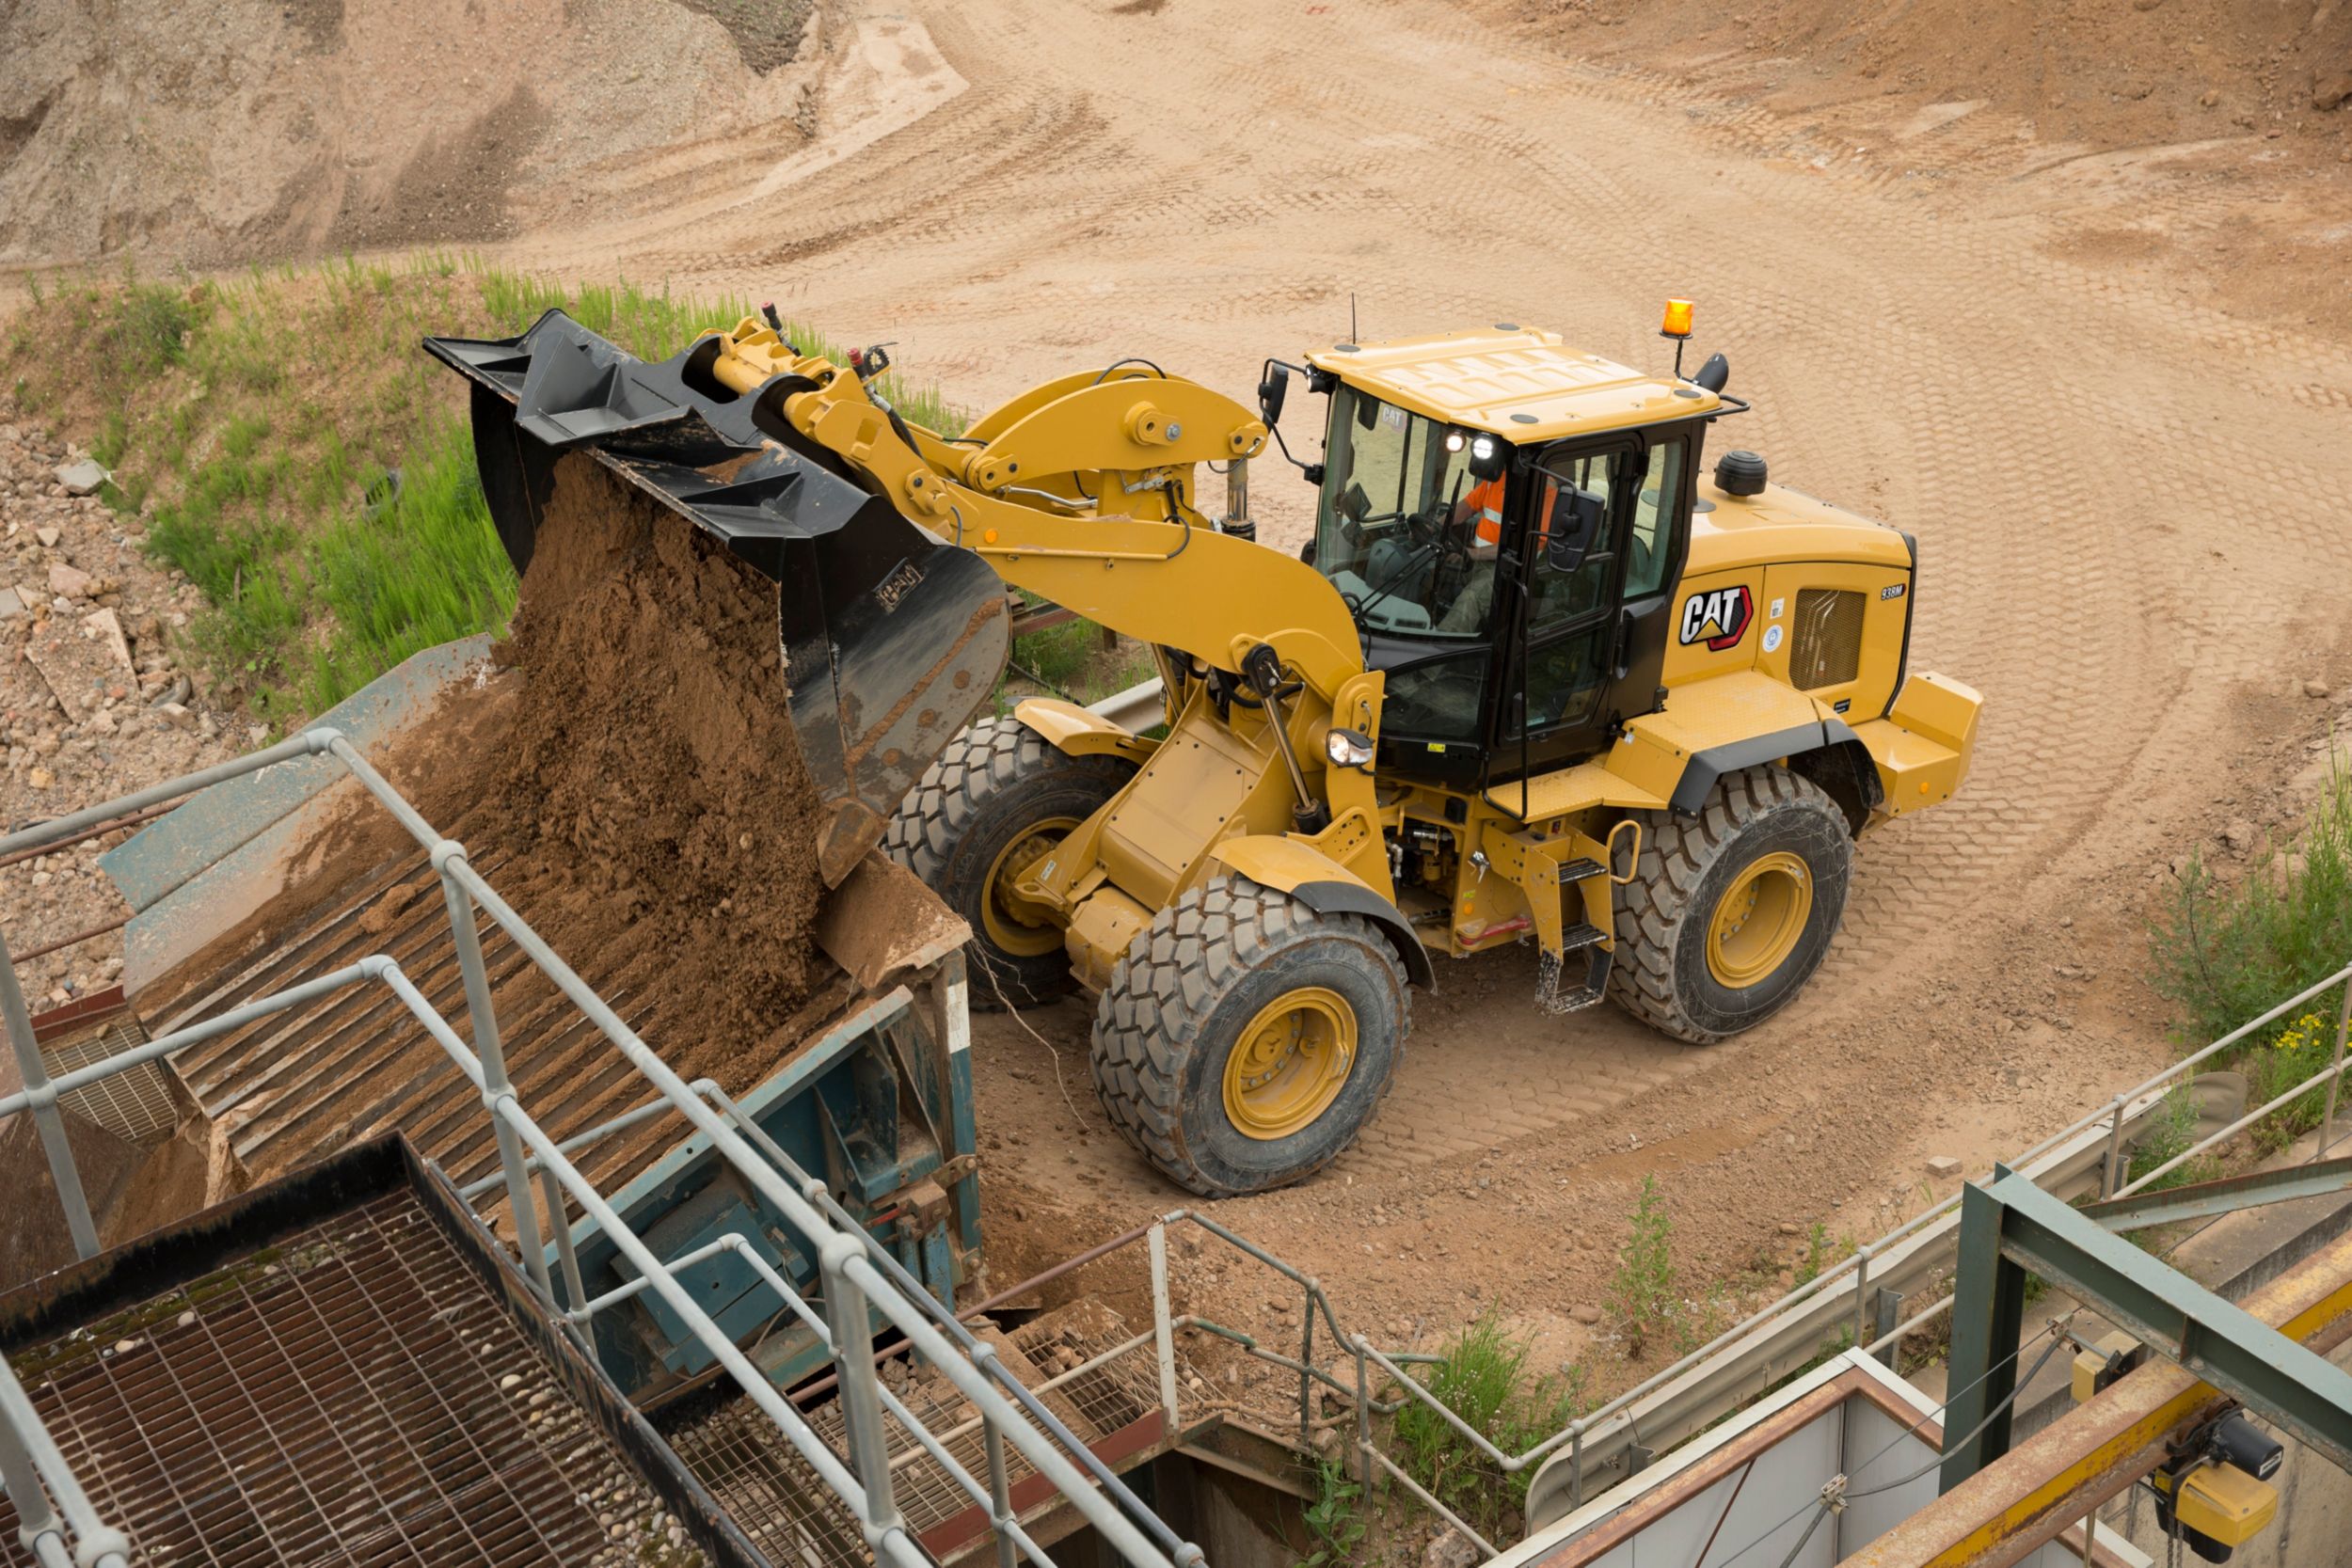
(2079, 1153), (2352, 1234)
(1841, 1227), (2352, 1567)
(1983, 1171), (2352, 1475)
(1940, 1178), (2032, 1492)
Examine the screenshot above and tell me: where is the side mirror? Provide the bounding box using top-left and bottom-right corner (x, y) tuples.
(1694, 352), (1730, 393)
(1543, 486), (1606, 574)
(1258, 362), (1290, 426)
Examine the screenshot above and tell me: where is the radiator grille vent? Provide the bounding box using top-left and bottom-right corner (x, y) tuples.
(1790, 589), (1865, 690)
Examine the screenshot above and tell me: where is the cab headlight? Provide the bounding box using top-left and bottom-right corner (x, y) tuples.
(1325, 727), (1375, 769)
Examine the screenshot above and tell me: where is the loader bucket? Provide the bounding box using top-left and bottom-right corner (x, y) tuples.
(424, 310), (1009, 886)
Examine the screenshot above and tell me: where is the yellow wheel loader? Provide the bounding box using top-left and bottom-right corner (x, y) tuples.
(427, 302), (1979, 1198)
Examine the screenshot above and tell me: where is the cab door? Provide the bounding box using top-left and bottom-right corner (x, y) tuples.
(1491, 429), (1694, 782)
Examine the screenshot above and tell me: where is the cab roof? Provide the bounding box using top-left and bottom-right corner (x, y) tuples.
(1304, 326), (1721, 444)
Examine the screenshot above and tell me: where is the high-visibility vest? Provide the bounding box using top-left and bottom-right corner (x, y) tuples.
(1466, 478), (1506, 545)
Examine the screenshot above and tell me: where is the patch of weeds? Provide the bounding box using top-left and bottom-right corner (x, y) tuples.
(998, 610), (1157, 710)
(7, 257), (963, 727)
(89, 410), (130, 468)
(297, 418), (518, 715)
(1610, 1175), (1678, 1359)
(1293, 1457), (1366, 1568)
(2247, 1006), (2344, 1152)
(108, 278), (201, 374)
(2151, 752), (2352, 1050)
(1794, 1221), (1833, 1287)
(1391, 1310), (1589, 1543)
(2125, 1083), (2222, 1194)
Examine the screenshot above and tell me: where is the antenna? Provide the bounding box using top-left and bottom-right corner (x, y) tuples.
(1350, 292), (1359, 345)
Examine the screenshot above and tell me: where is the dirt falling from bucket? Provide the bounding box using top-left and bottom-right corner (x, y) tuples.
(426, 453), (830, 1053)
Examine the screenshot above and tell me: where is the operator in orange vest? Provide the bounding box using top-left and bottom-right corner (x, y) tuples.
(1437, 473), (1509, 634)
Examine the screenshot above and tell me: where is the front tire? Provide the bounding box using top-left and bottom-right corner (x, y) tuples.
(1610, 765), (1852, 1043)
(885, 718), (1135, 1008)
(1091, 873), (1407, 1196)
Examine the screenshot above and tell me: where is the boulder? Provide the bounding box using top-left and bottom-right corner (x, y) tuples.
(55, 459), (107, 496)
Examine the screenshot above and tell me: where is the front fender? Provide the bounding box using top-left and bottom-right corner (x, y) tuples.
(1207, 835), (1435, 991)
(1010, 696), (1159, 767)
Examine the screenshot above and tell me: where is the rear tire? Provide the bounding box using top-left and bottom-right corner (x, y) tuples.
(1609, 765), (1851, 1043)
(1091, 873), (1407, 1196)
(885, 718), (1135, 1009)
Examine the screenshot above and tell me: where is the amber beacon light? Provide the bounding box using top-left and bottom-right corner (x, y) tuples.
(1661, 298), (1695, 339)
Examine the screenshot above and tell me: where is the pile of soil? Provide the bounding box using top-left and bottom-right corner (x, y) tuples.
(0, 0), (826, 269)
(424, 454), (830, 1044)
(1521, 0), (2352, 150)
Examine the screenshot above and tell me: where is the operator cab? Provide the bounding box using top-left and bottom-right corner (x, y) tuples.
(1295, 328), (1724, 790)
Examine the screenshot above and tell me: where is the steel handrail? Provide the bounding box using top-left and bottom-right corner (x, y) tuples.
(0, 731), (1203, 1568)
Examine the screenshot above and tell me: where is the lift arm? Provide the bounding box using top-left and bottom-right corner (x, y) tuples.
(713, 321), (1368, 705)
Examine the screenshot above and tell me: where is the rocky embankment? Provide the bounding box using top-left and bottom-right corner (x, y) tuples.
(0, 395), (246, 1007)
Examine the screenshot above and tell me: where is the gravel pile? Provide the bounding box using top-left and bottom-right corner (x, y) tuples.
(0, 393), (247, 1007)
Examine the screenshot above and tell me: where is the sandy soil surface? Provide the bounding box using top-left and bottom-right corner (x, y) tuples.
(8, 0), (2352, 1430)
(483, 0), (2352, 1388)
(0, 0), (820, 267)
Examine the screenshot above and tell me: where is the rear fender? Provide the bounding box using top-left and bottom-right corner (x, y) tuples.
(1788, 737), (1885, 836)
(1207, 835), (1435, 991)
(1010, 697), (1160, 768)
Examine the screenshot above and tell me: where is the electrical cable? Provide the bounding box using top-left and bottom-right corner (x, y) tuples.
(1701, 1319), (2070, 1568)
(1841, 1326), (2074, 1500)
(1089, 357), (1166, 385)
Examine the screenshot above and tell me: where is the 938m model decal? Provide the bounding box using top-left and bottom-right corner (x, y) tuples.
(1678, 585), (1754, 651)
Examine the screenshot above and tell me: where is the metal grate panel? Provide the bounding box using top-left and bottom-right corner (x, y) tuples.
(43, 1018), (179, 1147)
(155, 844), (850, 1225)
(0, 1189), (699, 1567)
(1789, 588), (1865, 690)
(665, 1299), (1180, 1568)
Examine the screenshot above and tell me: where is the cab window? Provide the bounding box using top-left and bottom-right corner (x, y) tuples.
(1309, 388), (1488, 639)
(1626, 437), (1686, 599)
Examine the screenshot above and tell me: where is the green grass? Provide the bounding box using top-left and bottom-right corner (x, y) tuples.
(1292, 1457), (1366, 1568)
(2, 254), (970, 728)
(1390, 1311), (1590, 1541)
(998, 604), (1159, 712)
(1609, 1175), (1677, 1359)
(2148, 751), (2352, 1153)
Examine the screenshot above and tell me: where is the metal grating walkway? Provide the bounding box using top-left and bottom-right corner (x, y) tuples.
(0, 1188), (696, 1568)
(664, 1300), (1179, 1567)
(154, 845), (850, 1225)
(42, 1017), (178, 1147)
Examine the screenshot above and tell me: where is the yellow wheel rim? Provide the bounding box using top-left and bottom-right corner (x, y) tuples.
(1221, 987), (1357, 1141)
(1707, 850), (1813, 989)
(977, 817), (1076, 958)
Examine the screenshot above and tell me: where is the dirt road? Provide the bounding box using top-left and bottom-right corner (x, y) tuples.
(19, 0), (2352, 1369)
(495, 0), (2352, 1338)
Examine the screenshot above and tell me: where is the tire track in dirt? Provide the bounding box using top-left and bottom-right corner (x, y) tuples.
(485, 0), (2352, 1255)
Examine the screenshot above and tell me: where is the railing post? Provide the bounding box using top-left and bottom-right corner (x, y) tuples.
(821, 1235), (903, 1543)
(1851, 1244), (1875, 1349)
(1353, 1336), (1374, 1495)
(1870, 1287), (1905, 1370)
(981, 1414), (1019, 1568)
(1298, 1278), (1317, 1455)
(0, 1408), (67, 1563)
(2323, 980), (2351, 1158)
(433, 846), (551, 1300)
(540, 1164), (586, 1311)
(1149, 1223), (1180, 1431)
(2099, 1094), (2130, 1197)
(0, 927), (99, 1259)
(1568, 1421), (1584, 1510)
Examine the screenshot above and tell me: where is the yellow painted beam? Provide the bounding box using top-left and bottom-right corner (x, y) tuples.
(1838, 1228), (2352, 1568)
